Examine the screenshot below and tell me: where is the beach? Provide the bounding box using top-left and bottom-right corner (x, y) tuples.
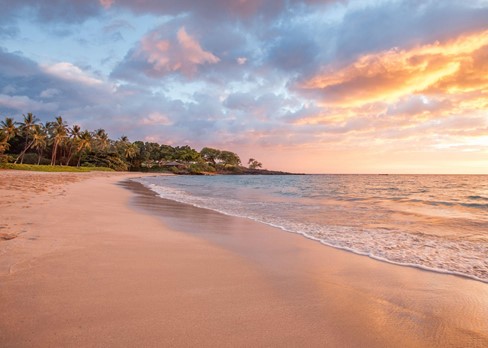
(1, 171), (487, 347)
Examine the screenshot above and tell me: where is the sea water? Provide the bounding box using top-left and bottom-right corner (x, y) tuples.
(135, 175), (488, 283)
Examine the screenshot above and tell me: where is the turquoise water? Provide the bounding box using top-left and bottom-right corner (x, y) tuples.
(136, 175), (488, 282)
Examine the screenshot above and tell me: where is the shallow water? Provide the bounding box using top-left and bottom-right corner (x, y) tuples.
(136, 174), (488, 282)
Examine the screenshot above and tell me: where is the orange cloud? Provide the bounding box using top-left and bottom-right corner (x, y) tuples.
(300, 29), (488, 108)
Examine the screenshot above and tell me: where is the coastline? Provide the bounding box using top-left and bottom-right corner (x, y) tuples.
(1, 171), (487, 347)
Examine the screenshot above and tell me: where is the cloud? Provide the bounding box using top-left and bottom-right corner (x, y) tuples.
(42, 62), (104, 86)
(99, 0), (114, 9)
(0, 0), (103, 24)
(115, 26), (220, 79)
(0, 48), (116, 125)
(140, 112), (173, 126)
(101, 0), (338, 21)
(265, 24), (320, 73)
(0, 25), (19, 39)
(332, 0), (488, 62)
(39, 88), (60, 98)
(1, 0), (488, 173)
(298, 29), (488, 108)
(0, 94), (58, 113)
(103, 19), (134, 34)
(236, 57), (247, 65)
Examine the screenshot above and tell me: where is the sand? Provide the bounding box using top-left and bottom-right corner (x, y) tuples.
(1, 170), (487, 347)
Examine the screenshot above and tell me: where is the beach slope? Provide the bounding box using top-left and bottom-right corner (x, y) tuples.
(0, 171), (487, 347)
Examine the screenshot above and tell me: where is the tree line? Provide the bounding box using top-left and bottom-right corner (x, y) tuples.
(0, 113), (262, 173)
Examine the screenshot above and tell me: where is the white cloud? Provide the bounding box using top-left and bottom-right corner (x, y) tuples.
(42, 62), (103, 86)
(40, 88), (60, 98)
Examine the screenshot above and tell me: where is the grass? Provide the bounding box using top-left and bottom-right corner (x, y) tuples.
(0, 163), (115, 172)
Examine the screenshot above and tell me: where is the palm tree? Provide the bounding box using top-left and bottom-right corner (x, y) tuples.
(0, 132), (10, 154)
(15, 113), (39, 164)
(1, 117), (19, 142)
(76, 130), (92, 167)
(94, 129), (110, 152)
(0, 117), (17, 157)
(31, 125), (48, 165)
(48, 116), (68, 165)
(65, 124), (81, 165)
(115, 135), (129, 154)
(124, 143), (139, 161)
(14, 123), (46, 163)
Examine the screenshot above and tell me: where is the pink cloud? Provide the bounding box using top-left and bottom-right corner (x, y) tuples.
(99, 0), (114, 9)
(139, 27), (220, 77)
(140, 112), (173, 126)
(0, 94), (57, 112)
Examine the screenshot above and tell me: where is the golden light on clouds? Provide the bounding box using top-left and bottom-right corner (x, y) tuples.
(300, 29), (488, 108)
(283, 29), (488, 173)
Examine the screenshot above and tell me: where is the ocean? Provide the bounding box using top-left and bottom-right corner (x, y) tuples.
(135, 174), (488, 283)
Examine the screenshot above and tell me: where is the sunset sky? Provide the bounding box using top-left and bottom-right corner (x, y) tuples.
(1, 0), (487, 173)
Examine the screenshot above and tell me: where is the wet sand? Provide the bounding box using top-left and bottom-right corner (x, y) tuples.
(1, 171), (487, 347)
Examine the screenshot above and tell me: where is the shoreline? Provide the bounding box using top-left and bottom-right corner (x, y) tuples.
(1, 171), (488, 346)
(132, 176), (488, 285)
(126, 178), (488, 346)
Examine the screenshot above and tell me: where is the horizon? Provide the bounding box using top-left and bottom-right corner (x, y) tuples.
(1, 1), (487, 174)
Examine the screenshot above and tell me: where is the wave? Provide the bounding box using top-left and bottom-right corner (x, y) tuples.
(398, 198), (488, 211)
(134, 178), (488, 284)
(467, 195), (488, 201)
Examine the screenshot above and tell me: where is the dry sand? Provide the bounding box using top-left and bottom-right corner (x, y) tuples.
(1, 170), (487, 347)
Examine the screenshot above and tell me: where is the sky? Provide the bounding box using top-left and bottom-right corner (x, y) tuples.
(0, 0), (487, 174)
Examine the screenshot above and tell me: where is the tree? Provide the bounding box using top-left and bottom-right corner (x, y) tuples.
(15, 113), (39, 164)
(31, 125), (48, 164)
(124, 143), (139, 161)
(248, 158), (263, 169)
(200, 147), (221, 165)
(0, 117), (18, 157)
(174, 145), (200, 162)
(0, 131), (10, 154)
(48, 116), (68, 165)
(13, 124), (46, 164)
(218, 150), (241, 166)
(94, 129), (110, 153)
(0, 112), (258, 174)
(159, 144), (175, 161)
(114, 135), (139, 164)
(145, 142), (162, 161)
(0, 117), (19, 142)
(76, 130), (92, 167)
(65, 125), (81, 165)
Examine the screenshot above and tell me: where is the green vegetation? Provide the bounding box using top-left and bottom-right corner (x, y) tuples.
(0, 163), (114, 172)
(248, 158), (263, 169)
(1, 113), (268, 174)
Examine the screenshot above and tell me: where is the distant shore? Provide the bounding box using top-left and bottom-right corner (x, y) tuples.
(1, 170), (487, 346)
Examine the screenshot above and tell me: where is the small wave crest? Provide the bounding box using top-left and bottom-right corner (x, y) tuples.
(468, 195), (488, 201)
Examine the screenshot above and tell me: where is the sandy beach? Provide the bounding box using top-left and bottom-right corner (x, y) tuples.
(1, 171), (487, 347)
